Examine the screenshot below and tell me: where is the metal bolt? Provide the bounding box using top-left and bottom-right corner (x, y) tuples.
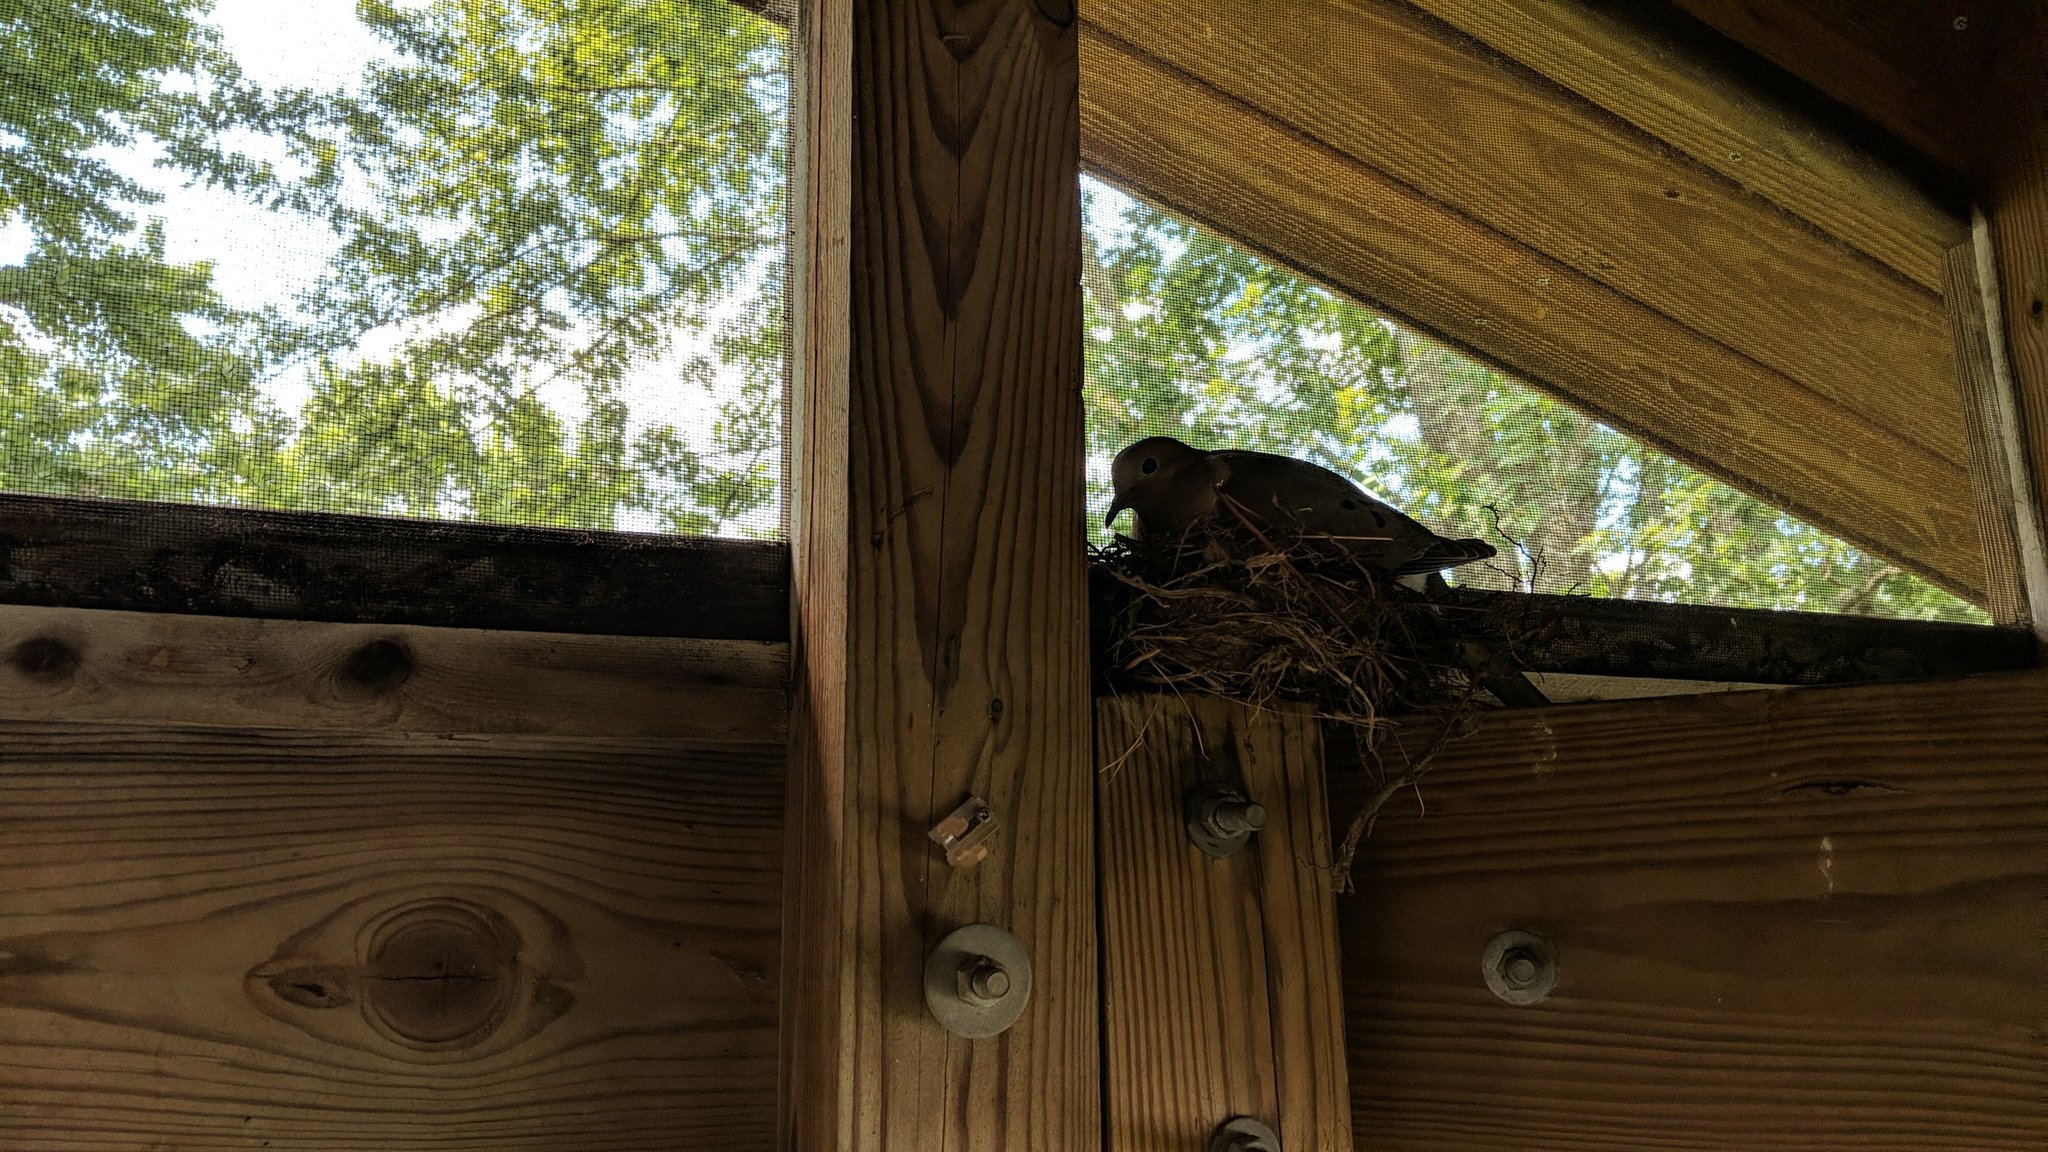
(957, 958), (1011, 1005)
(1208, 1116), (1281, 1152)
(1502, 949), (1540, 988)
(1208, 798), (1267, 835)
(1187, 786), (1268, 858)
(1482, 930), (1557, 1005)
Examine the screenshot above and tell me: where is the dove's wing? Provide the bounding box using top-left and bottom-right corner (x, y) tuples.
(1212, 449), (1495, 575)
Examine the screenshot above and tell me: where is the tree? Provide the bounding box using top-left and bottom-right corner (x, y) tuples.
(0, 0), (1982, 622)
(0, 0), (289, 504)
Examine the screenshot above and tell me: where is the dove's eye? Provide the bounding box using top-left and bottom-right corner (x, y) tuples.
(1140, 457), (1158, 475)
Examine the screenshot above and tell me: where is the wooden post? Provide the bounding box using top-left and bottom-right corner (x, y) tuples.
(1096, 696), (1352, 1151)
(1974, 5), (2048, 640)
(780, 2), (1095, 1150)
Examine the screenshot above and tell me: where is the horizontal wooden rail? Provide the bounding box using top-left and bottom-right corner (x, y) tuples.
(0, 494), (788, 640)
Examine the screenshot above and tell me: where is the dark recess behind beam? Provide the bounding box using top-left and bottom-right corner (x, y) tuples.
(0, 494), (789, 641)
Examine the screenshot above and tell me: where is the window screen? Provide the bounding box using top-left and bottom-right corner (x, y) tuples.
(1080, 179), (1983, 624)
(2, 0), (787, 538)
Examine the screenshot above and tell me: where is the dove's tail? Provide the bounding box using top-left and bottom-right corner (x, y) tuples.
(1394, 536), (1497, 576)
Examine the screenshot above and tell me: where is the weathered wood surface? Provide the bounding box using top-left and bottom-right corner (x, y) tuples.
(1076, 16), (1983, 601)
(0, 603), (786, 739)
(1668, 0), (2016, 176)
(1334, 672), (2048, 1150)
(1491, 590), (2034, 685)
(1976, 6), (2048, 641)
(1410, 0), (1965, 291)
(0, 722), (784, 1150)
(0, 493), (788, 640)
(1946, 232), (2048, 630)
(1097, 695), (1350, 1152)
(780, 2), (1097, 1150)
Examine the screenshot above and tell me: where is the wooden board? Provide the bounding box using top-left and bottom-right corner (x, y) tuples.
(780, 2), (1098, 1149)
(1076, 26), (1985, 600)
(1083, 0), (1961, 472)
(1409, 0), (1965, 292)
(0, 721), (784, 1150)
(0, 492), (788, 641)
(0, 603), (786, 740)
(1976, 6), (2048, 641)
(1096, 695), (1350, 1152)
(1333, 672), (2048, 1150)
(1668, 0), (2016, 176)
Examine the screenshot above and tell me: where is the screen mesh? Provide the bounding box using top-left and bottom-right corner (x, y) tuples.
(1080, 179), (1983, 623)
(2, 0), (786, 538)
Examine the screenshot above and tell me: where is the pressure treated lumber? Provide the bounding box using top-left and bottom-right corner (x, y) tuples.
(1409, 0), (1965, 291)
(1096, 695), (1349, 1152)
(1083, 0), (1959, 466)
(0, 492), (788, 640)
(0, 721), (784, 1150)
(780, 3), (1096, 1149)
(0, 603), (787, 739)
(1335, 672), (2048, 1150)
(1668, 0), (2014, 176)
(1076, 23), (1984, 600)
(1975, 7), (2048, 641)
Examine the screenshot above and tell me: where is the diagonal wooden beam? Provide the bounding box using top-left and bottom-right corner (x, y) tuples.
(1077, 21), (1985, 598)
(1408, 0), (1966, 292)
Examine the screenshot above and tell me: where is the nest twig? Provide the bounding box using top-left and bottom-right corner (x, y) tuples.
(1091, 517), (1531, 891)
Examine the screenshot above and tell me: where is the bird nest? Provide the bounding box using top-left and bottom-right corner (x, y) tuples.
(1090, 518), (1534, 889)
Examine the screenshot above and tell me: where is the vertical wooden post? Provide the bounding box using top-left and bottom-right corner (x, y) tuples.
(1972, 4), (2048, 639)
(1096, 696), (1352, 1151)
(781, 2), (1095, 1150)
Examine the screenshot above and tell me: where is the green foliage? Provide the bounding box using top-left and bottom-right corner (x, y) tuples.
(1080, 184), (1984, 622)
(0, 0), (1985, 621)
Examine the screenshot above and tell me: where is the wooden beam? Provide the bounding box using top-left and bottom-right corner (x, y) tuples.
(1484, 590), (2036, 686)
(1076, 12), (1985, 601)
(0, 603), (786, 740)
(1409, 0), (1966, 292)
(1096, 695), (1350, 1152)
(1974, 4), (2048, 642)
(1666, 0), (2015, 176)
(0, 719), (784, 1149)
(780, 2), (1096, 1149)
(0, 494), (788, 640)
(1335, 672), (2048, 1150)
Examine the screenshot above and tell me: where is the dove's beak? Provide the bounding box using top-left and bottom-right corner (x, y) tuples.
(1104, 494), (1129, 528)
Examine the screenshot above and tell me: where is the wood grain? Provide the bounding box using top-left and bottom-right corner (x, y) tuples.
(0, 721), (784, 1150)
(1097, 695), (1350, 1152)
(1085, 0), (1961, 472)
(1944, 234), (2048, 630)
(781, 2), (1097, 1149)
(1410, 0), (1966, 291)
(1076, 26), (1985, 600)
(1668, 0), (2016, 176)
(1977, 5), (2048, 642)
(0, 603), (786, 740)
(0, 492), (788, 641)
(1334, 672), (2048, 1150)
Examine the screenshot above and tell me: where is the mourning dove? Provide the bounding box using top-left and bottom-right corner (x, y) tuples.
(1105, 435), (1496, 578)
(1106, 435), (1546, 707)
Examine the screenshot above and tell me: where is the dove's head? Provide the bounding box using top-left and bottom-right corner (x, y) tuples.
(1105, 435), (1211, 536)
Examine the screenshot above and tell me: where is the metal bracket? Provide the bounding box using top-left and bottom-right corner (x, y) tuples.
(923, 923), (1032, 1039)
(928, 794), (997, 869)
(1481, 928), (1557, 1005)
(1208, 1116), (1281, 1152)
(1185, 784), (1267, 858)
